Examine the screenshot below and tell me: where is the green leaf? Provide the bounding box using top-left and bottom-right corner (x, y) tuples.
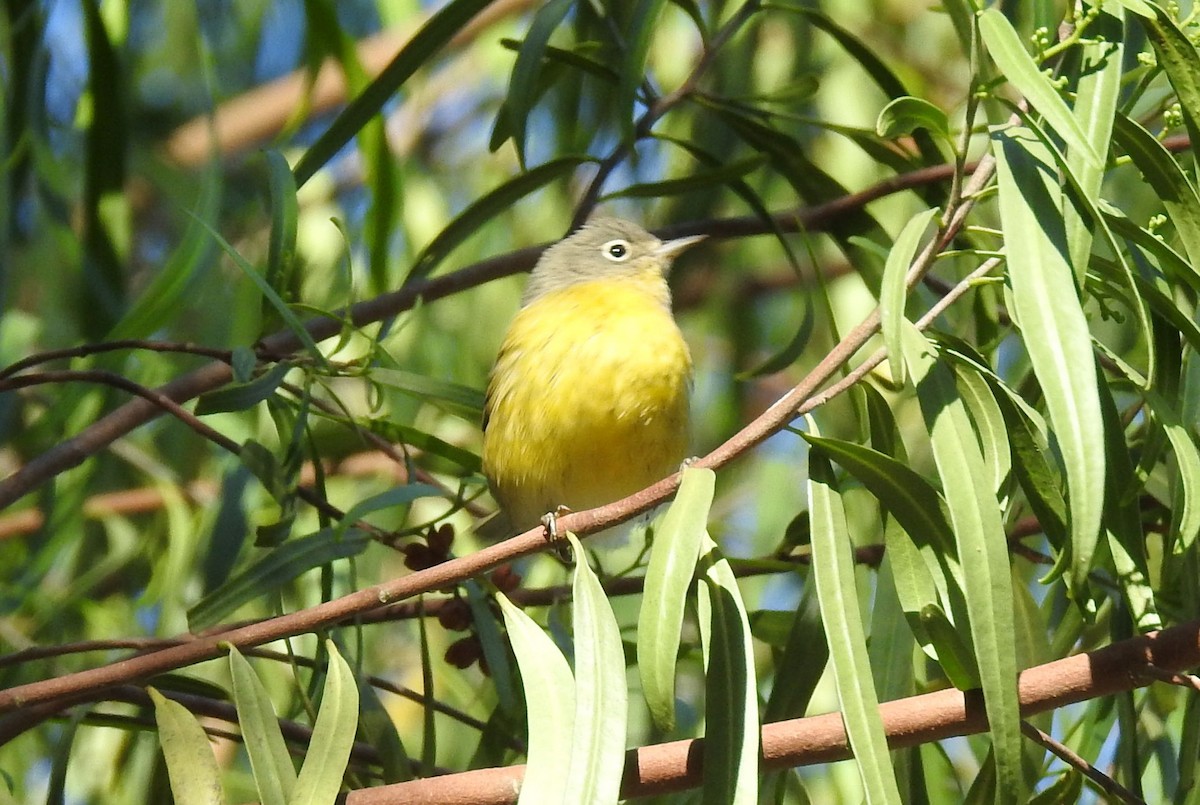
(263, 149), (299, 331)
(1112, 113), (1200, 272)
(407, 156), (592, 283)
(993, 127), (1105, 596)
(290, 641), (359, 805)
(194, 215), (326, 367)
(228, 647), (296, 805)
(1130, 2), (1200, 155)
(900, 322), (1023, 798)
(332, 484), (443, 540)
(697, 533), (759, 805)
(617, 0), (667, 144)
(880, 207), (938, 386)
(869, 554), (917, 703)
(1149, 390), (1200, 555)
(194, 362), (294, 415)
(802, 435), (956, 558)
(1064, 4), (1123, 277)
(953, 362), (1012, 498)
(292, 0), (494, 185)
(762, 580), (827, 723)
(637, 466), (714, 731)
(187, 528), (371, 631)
(108, 163), (221, 340)
(504, 0), (575, 164)
(371, 367), (487, 419)
(358, 680), (412, 783)
(562, 533), (627, 804)
(979, 9), (1103, 169)
(466, 581), (520, 716)
(806, 429), (902, 805)
(497, 593), (576, 804)
(784, 7), (943, 166)
(149, 688), (228, 805)
(876, 97), (951, 142)
(1096, 379), (1160, 632)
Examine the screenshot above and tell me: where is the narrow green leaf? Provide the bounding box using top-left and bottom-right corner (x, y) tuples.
(497, 593), (576, 804)
(332, 484), (443, 540)
(371, 367), (486, 418)
(994, 127), (1106, 596)
(697, 533), (759, 805)
(617, 0), (667, 144)
(1148, 390), (1200, 555)
(293, 0), (493, 185)
(466, 581), (519, 716)
(1096, 379), (1160, 632)
(264, 149), (299, 331)
(194, 215), (326, 367)
(228, 647), (295, 805)
(785, 7), (943, 166)
(504, 0), (575, 164)
(876, 97), (951, 142)
(290, 641), (359, 805)
(979, 10), (1103, 169)
(802, 435), (956, 558)
(953, 363), (1012, 498)
(108, 164), (221, 340)
(637, 466), (714, 731)
(195, 362), (294, 415)
(358, 681), (412, 783)
(880, 207), (938, 386)
(149, 688), (228, 805)
(1131, 3), (1200, 154)
(1112, 113), (1200, 272)
(917, 602), (980, 689)
(407, 156), (592, 282)
(187, 528), (371, 630)
(806, 429), (902, 805)
(1065, 3), (1123, 277)
(869, 554), (916, 704)
(900, 322), (1023, 798)
(562, 533), (627, 805)
(762, 580), (827, 723)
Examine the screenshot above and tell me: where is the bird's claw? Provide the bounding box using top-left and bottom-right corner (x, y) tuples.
(541, 506), (574, 562)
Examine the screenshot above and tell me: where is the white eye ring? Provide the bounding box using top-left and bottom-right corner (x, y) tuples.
(602, 239), (631, 262)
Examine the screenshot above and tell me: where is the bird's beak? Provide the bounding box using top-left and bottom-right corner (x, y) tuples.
(655, 233), (707, 260)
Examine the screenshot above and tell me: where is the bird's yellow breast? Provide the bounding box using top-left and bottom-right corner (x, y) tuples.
(482, 275), (692, 531)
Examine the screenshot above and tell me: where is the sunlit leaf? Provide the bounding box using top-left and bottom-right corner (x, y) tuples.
(291, 641), (359, 805)
(149, 688), (228, 805)
(497, 593), (576, 804)
(638, 467), (714, 731)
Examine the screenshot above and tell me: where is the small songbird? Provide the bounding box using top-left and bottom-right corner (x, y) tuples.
(480, 217), (705, 541)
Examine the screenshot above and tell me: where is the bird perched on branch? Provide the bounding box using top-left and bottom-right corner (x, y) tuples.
(480, 217), (705, 545)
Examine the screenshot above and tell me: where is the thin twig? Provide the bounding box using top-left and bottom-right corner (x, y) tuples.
(571, 0), (762, 228)
(1020, 721), (1148, 805)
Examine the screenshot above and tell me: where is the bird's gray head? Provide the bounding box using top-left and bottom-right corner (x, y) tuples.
(521, 217), (705, 306)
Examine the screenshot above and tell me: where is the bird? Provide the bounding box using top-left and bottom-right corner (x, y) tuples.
(480, 217), (705, 545)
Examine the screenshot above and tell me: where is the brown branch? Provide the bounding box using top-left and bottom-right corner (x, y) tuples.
(338, 619), (1200, 803)
(0, 339), (239, 380)
(1020, 721), (1146, 805)
(0, 151), (1000, 714)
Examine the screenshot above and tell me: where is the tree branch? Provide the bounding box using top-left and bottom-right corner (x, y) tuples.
(339, 619), (1200, 803)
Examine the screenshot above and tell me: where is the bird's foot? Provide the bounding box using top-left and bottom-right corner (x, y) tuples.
(541, 505), (574, 563)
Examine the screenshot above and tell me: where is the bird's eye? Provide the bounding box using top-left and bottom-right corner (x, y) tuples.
(602, 240), (630, 261)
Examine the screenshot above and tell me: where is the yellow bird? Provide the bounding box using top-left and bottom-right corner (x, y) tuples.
(481, 217), (705, 540)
